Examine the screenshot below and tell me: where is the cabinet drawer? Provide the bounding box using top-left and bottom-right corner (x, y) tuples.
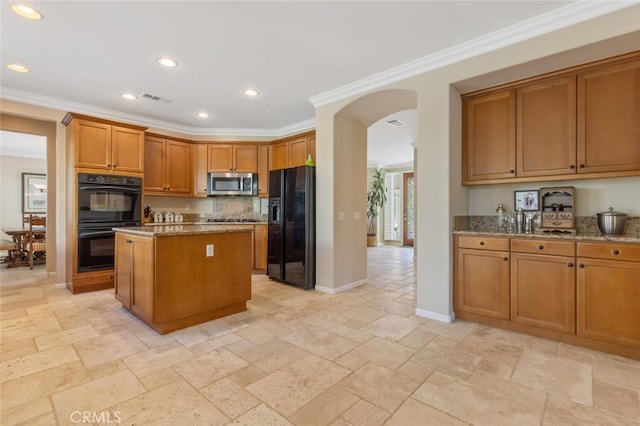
(558, 212), (573, 220)
(541, 219), (573, 228)
(457, 236), (509, 251)
(542, 212), (557, 219)
(577, 242), (640, 262)
(511, 239), (575, 256)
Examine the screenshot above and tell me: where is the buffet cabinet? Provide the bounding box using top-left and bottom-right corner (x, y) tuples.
(462, 51), (640, 185)
(454, 235), (640, 359)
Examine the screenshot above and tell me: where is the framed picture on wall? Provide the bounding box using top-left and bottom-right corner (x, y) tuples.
(514, 189), (540, 212)
(22, 173), (47, 213)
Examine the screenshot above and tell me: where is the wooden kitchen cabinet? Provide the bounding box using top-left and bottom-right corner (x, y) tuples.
(454, 236), (510, 320)
(577, 58), (640, 174)
(577, 242), (640, 348)
(269, 131), (316, 170)
(193, 144), (209, 197)
(517, 76), (577, 177)
(257, 144), (269, 197)
(144, 135), (191, 195)
(64, 113), (145, 173)
(115, 232), (154, 322)
(510, 239), (576, 333)
(254, 224), (267, 270)
(462, 90), (516, 183)
(208, 144), (258, 173)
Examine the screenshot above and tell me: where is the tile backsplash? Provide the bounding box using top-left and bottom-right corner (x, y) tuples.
(454, 215), (640, 235)
(145, 195), (265, 222)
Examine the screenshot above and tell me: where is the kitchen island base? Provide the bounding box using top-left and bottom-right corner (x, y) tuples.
(114, 226), (252, 334)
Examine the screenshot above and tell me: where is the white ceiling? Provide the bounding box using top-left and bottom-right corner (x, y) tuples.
(2, 1), (629, 167)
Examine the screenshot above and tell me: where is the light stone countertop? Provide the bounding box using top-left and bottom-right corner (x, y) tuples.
(453, 229), (640, 244)
(114, 224), (255, 237)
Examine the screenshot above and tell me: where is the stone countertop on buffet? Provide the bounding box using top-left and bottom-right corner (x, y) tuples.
(114, 224), (255, 237)
(453, 215), (640, 244)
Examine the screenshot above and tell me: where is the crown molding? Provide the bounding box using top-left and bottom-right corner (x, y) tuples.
(309, 0), (636, 107)
(0, 87), (316, 138)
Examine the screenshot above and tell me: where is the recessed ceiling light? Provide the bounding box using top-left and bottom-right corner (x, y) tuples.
(7, 64), (30, 73)
(121, 93), (137, 100)
(196, 112), (209, 118)
(11, 4), (43, 20)
(157, 57), (178, 68)
(244, 88), (259, 97)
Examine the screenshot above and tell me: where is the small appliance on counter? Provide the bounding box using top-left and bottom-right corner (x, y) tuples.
(539, 186), (576, 234)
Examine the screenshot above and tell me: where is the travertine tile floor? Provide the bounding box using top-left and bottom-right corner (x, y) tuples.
(1, 246), (639, 425)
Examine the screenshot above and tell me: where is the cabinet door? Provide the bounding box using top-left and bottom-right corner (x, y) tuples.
(131, 236), (154, 323)
(111, 126), (144, 173)
(193, 144), (209, 197)
(511, 253), (575, 333)
(455, 248), (510, 319)
(463, 90), (516, 183)
(75, 120), (111, 169)
(577, 59), (640, 173)
(254, 224), (267, 270)
(257, 145), (269, 197)
(517, 76), (577, 177)
(234, 145), (258, 172)
(165, 140), (191, 193)
(270, 142), (289, 170)
(144, 136), (166, 192)
(307, 134), (316, 164)
(114, 233), (132, 308)
(289, 137), (308, 167)
(208, 145), (234, 172)
(577, 257), (640, 348)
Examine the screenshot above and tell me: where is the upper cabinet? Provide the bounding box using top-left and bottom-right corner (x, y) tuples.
(63, 113), (145, 173)
(462, 52), (640, 185)
(208, 144), (258, 173)
(193, 144), (209, 197)
(144, 135), (191, 195)
(257, 145), (269, 198)
(577, 58), (640, 174)
(269, 131), (316, 170)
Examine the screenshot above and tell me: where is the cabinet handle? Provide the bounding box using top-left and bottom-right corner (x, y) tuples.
(569, 164), (575, 169)
(567, 262), (573, 267)
(107, 164), (112, 167)
(503, 257), (508, 261)
(479, 241), (485, 246)
(579, 164), (585, 169)
(126, 239), (132, 243)
(509, 169), (515, 174)
(612, 249), (620, 255)
(578, 263), (585, 268)
(552, 221), (562, 226)
(538, 245), (544, 250)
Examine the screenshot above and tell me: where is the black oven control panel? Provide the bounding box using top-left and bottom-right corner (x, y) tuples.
(78, 173), (142, 186)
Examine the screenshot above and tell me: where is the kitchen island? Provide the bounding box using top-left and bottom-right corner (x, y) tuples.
(113, 225), (252, 334)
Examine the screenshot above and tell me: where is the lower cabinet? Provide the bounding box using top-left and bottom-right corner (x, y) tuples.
(115, 233), (154, 322)
(577, 242), (640, 348)
(254, 224), (267, 270)
(454, 236), (510, 320)
(510, 239), (576, 333)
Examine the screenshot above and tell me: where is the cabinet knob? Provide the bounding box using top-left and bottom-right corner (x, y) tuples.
(479, 241), (485, 246)
(126, 239), (132, 243)
(538, 245), (544, 250)
(569, 164), (575, 169)
(107, 164), (112, 167)
(612, 249), (620, 255)
(579, 164), (585, 169)
(509, 169), (515, 174)
(578, 263), (585, 268)
(503, 257), (508, 261)
(567, 262), (573, 267)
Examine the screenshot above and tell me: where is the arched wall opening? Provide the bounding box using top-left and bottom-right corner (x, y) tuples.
(315, 89), (417, 294)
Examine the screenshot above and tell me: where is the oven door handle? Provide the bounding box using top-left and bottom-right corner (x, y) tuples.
(78, 185), (140, 192)
(78, 230), (115, 237)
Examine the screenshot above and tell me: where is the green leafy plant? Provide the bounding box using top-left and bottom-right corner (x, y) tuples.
(367, 168), (387, 236)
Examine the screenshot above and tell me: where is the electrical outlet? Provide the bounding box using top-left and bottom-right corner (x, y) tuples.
(338, 212), (345, 221)
(354, 212), (361, 220)
(206, 244), (214, 257)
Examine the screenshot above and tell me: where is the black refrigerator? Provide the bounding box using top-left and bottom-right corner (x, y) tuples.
(267, 165), (315, 289)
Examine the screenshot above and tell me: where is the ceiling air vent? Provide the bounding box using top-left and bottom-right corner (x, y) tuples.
(386, 119), (406, 128)
(140, 93), (173, 103)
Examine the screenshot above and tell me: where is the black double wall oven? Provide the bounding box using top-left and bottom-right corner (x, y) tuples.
(77, 173), (142, 272)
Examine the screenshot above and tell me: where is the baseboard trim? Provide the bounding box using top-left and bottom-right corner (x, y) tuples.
(415, 308), (455, 323)
(54, 282), (67, 289)
(315, 279), (368, 294)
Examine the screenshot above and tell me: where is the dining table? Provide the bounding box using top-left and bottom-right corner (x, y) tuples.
(1, 226), (46, 268)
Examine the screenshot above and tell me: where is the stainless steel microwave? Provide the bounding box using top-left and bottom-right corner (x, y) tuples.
(208, 172), (257, 196)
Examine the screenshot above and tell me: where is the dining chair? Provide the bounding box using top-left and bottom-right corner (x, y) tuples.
(26, 215), (46, 269)
(0, 238), (18, 264)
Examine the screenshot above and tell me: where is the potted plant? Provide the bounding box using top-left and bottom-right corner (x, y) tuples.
(366, 168), (387, 247)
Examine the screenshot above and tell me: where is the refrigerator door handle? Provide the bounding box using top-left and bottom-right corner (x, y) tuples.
(271, 203), (280, 222)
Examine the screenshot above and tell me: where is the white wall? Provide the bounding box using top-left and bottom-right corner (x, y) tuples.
(0, 155), (47, 231)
